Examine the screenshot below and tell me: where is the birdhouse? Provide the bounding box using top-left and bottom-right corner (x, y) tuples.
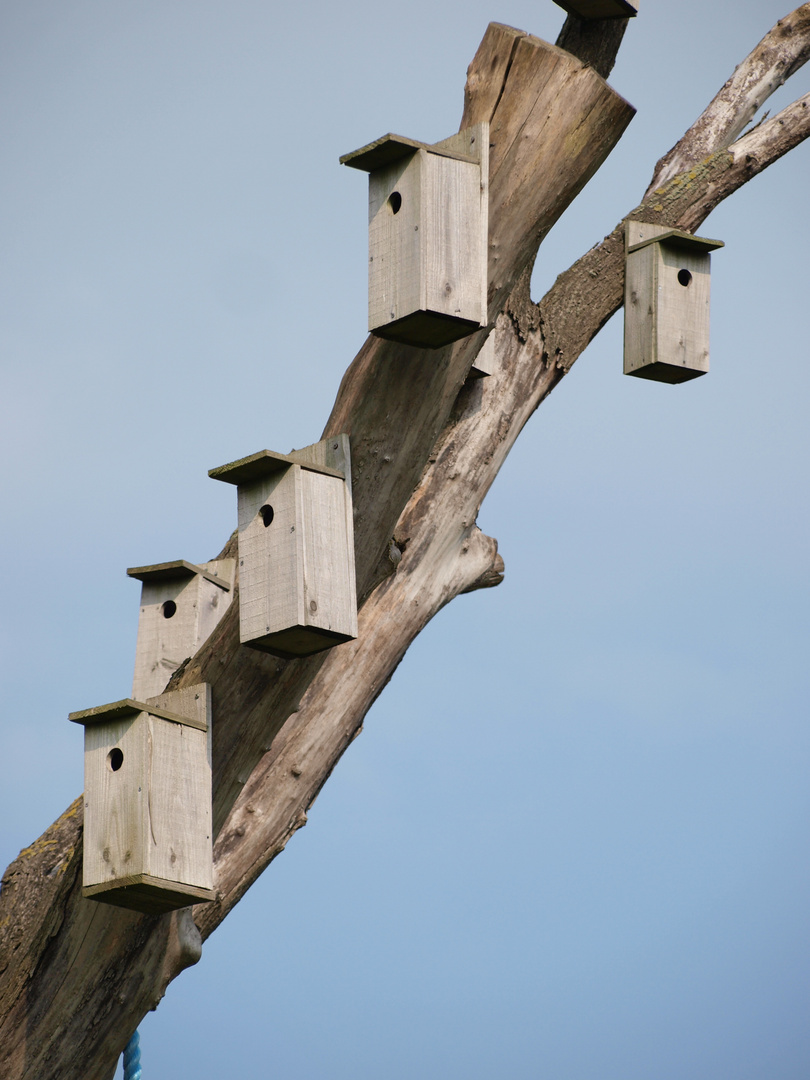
(624, 222), (724, 384)
(341, 123), (489, 349)
(70, 683), (214, 914)
(209, 434), (358, 658)
(127, 559), (235, 700)
(553, 0), (638, 17)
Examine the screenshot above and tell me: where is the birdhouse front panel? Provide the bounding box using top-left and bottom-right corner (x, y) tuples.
(368, 151), (423, 336)
(129, 560), (234, 700)
(72, 684), (214, 914)
(624, 222), (723, 384)
(237, 462), (305, 646)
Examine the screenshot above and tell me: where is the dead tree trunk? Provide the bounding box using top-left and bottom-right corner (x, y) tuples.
(2, 10), (809, 1079)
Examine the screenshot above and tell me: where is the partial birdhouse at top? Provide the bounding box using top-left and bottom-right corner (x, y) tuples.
(127, 559), (234, 700)
(70, 683), (214, 914)
(210, 434), (357, 659)
(553, 0), (638, 17)
(341, 123), (489, 349)
(624, 222), (724, 384)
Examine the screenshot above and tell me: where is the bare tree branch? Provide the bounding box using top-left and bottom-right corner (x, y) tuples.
(650, 3), (810, 191)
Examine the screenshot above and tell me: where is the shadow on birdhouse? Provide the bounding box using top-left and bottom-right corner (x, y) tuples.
(624, 221), (724, 384)
(70, 683), (214, 914)
(341, 123), (489, 349)
(210, 434), (357, 659)
(127, 559), (234, 700)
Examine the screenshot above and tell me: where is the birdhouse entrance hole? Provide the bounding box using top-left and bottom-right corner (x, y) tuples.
(678, 268), (692, 287)
(108, 747), (124, 771)
(388, 191), (402, 214)
(259, 504), (274, 526)
(161, 600), (177, 619)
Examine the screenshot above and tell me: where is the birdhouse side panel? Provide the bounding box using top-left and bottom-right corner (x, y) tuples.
(83, 716), (148, 889)
(237, 466), (304, 644)
(132, 576), (206, 700)
(368, 153), (423, 333)
(623, 242), (657, 376)
(656, 245), (711, 377)
(300, 468), (358, 640)
(144, 716), (213, 891)
(422, 153), (486, 327)
(196, 574), (233, 647)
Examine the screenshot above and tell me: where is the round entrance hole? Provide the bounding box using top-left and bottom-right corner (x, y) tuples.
(388, 191), (402, 215)
(162, 599), (177, 619)
(260, 504), (274, 527)
(108, 748), (124, 772)
(677, 268), (693, 287)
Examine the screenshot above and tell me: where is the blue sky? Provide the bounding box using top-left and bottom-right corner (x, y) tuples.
(2, 2), (809, 1078)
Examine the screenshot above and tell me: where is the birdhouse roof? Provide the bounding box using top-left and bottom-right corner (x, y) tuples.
(69, 697), (208, 732)
(627, 226), (724, 255)
(340, 133), (477, 172)
(209, 449), (345, 486)
(126, 559), (230, 589)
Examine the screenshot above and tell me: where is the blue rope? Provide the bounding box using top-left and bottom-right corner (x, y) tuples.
(123, 1030), (142, 1080)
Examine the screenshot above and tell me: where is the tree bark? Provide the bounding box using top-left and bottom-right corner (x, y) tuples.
(2, 11), (809, 1079)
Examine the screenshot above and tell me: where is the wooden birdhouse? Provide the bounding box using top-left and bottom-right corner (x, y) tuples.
(553, 0), (638, 17)
(624, 222), (724, 384)
(341, 123), (489, 349)
(70, 683), (213, 914)
(127, 559), (234, 700)
(209, 434), (357, 658)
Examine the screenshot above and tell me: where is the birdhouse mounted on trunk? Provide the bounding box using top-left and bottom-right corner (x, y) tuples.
(624, 222), (724, 384)
(341, 123), (489, 349)
(209, 434), (357, 658)
(127, 559), (234, 700)
(70, 683), (214, 914)
(553, 0), (638, 16)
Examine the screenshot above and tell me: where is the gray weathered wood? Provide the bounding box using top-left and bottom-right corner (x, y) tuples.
(211, 435), (357, 657)
(623, 221), (722, 383)
(128, 559), (234, 700)
(345, 124), (489, 348)
(70, 685), (213, 914)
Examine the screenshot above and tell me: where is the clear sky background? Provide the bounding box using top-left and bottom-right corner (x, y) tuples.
(1, 2), (809, 1078)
